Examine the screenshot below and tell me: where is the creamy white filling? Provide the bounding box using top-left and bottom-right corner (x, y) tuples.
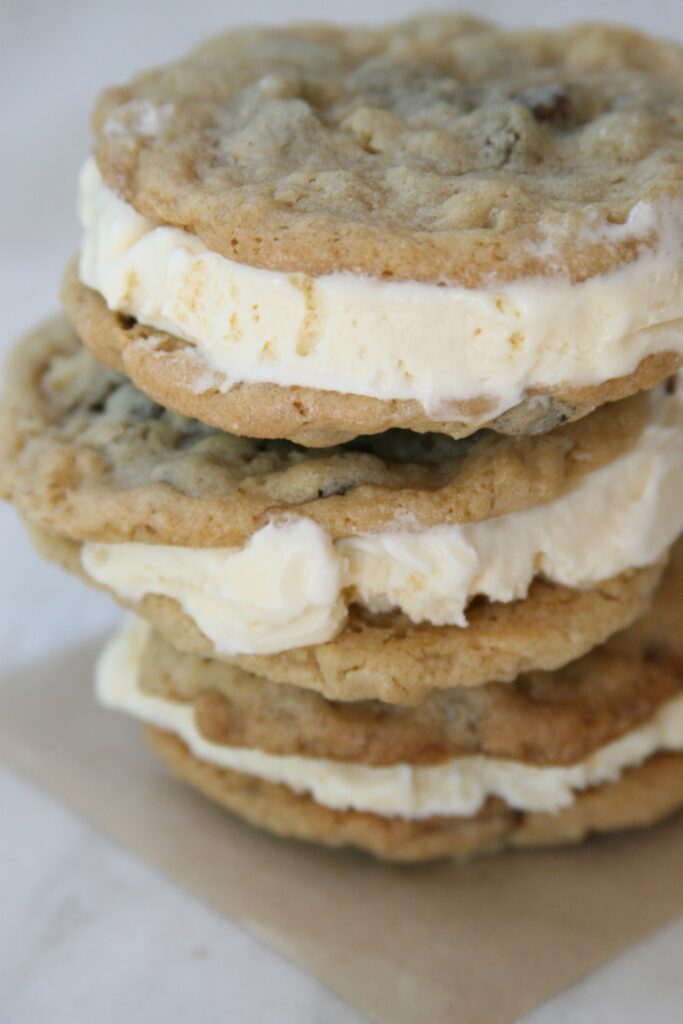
(79, 158), (683, 418)
(81, 384), (683, 655)
(98, 618), (683, 819)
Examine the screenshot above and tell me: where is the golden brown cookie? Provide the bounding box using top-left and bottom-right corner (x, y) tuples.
(28, 525), (664, 704)
(93, 17), (683, 284)
(2, 314), (655, 544)
(63, 267), (681, 446)
(147, 730), (683, 862)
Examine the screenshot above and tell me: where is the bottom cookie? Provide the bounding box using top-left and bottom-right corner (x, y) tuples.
(146, 728), (683, 863)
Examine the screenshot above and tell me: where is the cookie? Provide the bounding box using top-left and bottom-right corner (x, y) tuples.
(64, 265), (682, 446)
(92, 17), (683, 284)
(148, 732), (683, 862)
(28, 526), (664, 704)
(134, 539), (683, 766)
(75, 17), (683, 442)
(1, 315), (655, 545)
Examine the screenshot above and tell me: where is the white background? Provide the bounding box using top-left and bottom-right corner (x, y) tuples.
(1, 1), (682, 1021)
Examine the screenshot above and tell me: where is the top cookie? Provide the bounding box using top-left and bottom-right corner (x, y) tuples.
(93, 15), (683, 284)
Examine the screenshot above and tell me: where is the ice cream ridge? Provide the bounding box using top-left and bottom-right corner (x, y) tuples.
(3, 14), (683, 859)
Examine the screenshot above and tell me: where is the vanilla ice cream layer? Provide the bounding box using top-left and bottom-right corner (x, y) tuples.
(79, 158), (683, 419)
(98, 618), (683, 819)
(81, 384), (683, 656)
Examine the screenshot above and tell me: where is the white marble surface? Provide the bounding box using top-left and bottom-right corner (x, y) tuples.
(1, 1), (682, 1021)
(0, 768), (364, 1024)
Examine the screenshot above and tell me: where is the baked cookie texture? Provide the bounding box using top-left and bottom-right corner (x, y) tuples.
(136, 539), (683, 766)
(1, 314), (657, 544)
(93, 16), (683, 284)
(148, 732), (683, 862)
(64, 266), (682, 445)
(28, 527), (664, 705)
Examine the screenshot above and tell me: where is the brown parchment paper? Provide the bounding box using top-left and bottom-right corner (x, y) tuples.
(1, 638), (683, 1024)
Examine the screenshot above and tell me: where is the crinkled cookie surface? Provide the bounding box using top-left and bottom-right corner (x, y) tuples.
(93, 16), (683, 283)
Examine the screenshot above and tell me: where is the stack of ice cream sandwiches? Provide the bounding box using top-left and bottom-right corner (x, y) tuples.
(3, 15), (683, 861)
